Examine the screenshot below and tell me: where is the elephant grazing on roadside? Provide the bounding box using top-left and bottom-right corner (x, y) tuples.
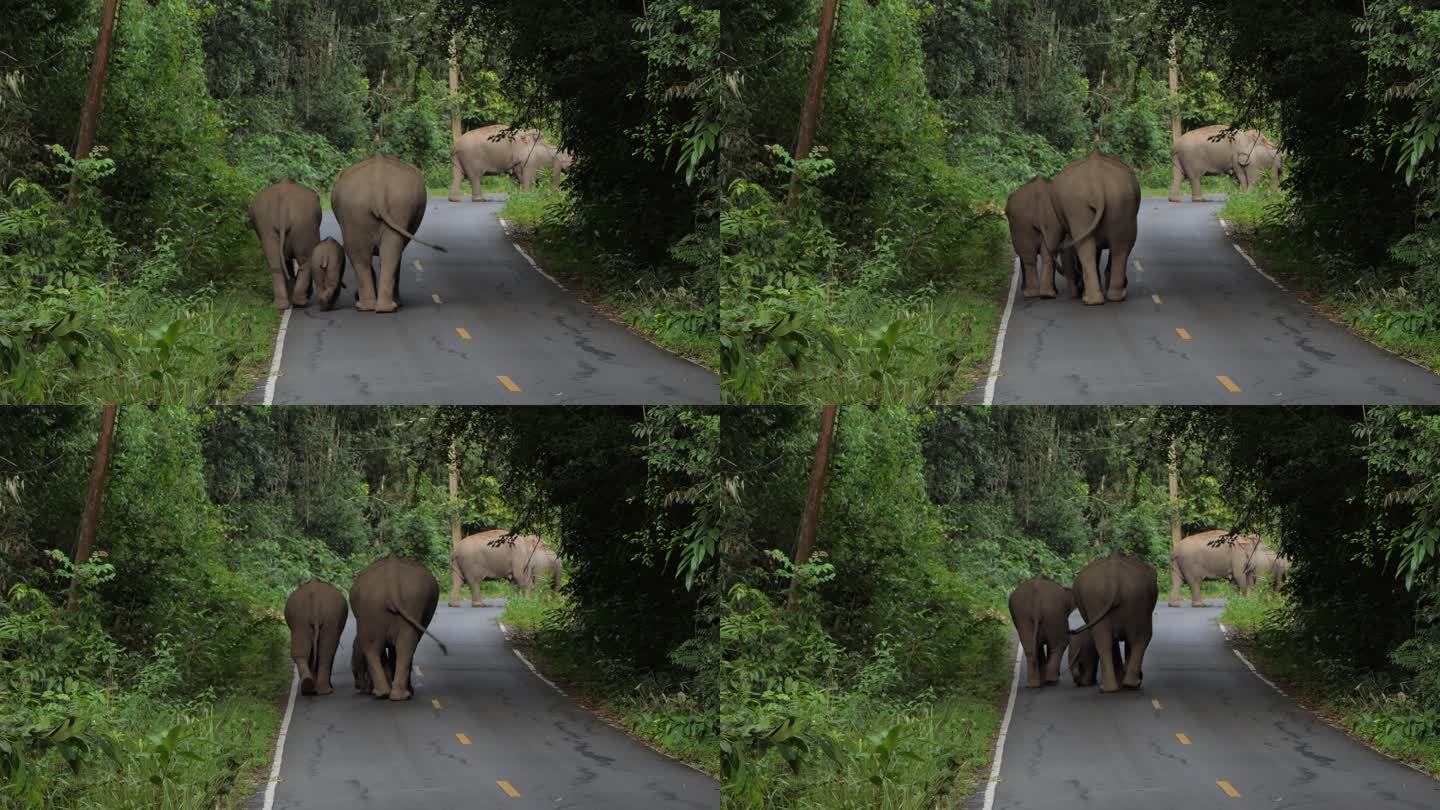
(1235, 134), (1283, 192)
(328, 155), (448, 314)
(1169, 125), (1279, 202)
(283, 578), (348, 696)
(448, 529), (560, 606)
(449, 124), (546, 202)
(1168, 529), (1264, 607)
(249, 179), (322, 310)
(1069, 553), (1158, 693)
(349, 556), (448, 701)
(1243, 546), (1292, 592)
(1049, 152), (1141, 305)
(1007, 576), (1075, 688)
(516, 141), (574, 192)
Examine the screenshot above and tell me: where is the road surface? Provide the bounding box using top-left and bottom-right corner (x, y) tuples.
(980, 604), (1440, 809)
(983, 197), (1440, 403)
(253, 197), (718, 404)
(255, 603), (717, 809)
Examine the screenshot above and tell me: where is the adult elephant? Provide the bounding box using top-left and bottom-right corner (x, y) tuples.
(515, 142), (574, 192)
(283, 578), (348, 696)
(1235, 134), (1283, 192)
(249, 179), (322, 310)
(1069, 553), (1158, 693)
(1007, 576), (1074, 688)
(1049, 152), (1141, 305)
(1169, 529), (1263, 607)
(1006, 177), (1067, 299)
(1243, 546), (1292, 592)
(326, 155), (448, 313)
(449, 124), (546, 202)
(448, 529), (556, 606)
(349, 556), (448, 701)
(515, 542), (563, 593)
(1169, 125), (1276, 202)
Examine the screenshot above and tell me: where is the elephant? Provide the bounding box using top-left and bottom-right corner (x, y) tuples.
(515, 142), (574, 192)
(1005, 177), (1066, 299)
(1007, 576), (1074, 688)
(448, 529), (558, 606)
(248, 179), (322, 310)
(1169, 125), (1278, 202)
(1069, 553), (1158, 693)
(327, 155), (447, 313)
(1049, 152), (1141, 305)
(307, 238), (346, 308)
(1243, 546), (1292, 591)
(349, 555), (448, 701)
(283, 578), (348, 696)
(1168, 529), (1264, 607)
(1067, 625), (1122, 688)
(448, 124), (546, 202)
(1234, 134), (1283, 192)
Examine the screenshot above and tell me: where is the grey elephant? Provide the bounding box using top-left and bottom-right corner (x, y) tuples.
(248, 179), (322, 310)
(1169, 125), (1277, 202)
(1234, 134), (1283, 192)
(283, 578), (348, 696)
(448, 529), (557, 606)
(1006, 177), (1063, 299)
(1168, 529), (1263, 607)
(1049, 152), (1141, 305)
(1069, 553), (1158, 693)
(1007, 576), (1075, 688)
(1067, 625), (1123, 688)
(516, 142), (574, 192)
(327, 155), (448, 314)
(1243, 546), (1292, 591)
(449, 124), (545, 202)
(349, 555), (448, 701)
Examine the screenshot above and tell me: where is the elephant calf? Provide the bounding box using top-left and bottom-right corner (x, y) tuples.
(1007, 576), (1074, 688)
(283, 578), (348, 696)
(349, 556), (448, 701)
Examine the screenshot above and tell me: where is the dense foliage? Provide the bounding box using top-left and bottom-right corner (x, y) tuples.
(0, 405), (716, 806)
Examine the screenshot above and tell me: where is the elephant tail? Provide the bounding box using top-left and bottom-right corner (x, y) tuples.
(391, 602), (450, 656)
(1068, 585), (1120, 636)
(373, 209), (450, 254)
(1060, 193), (1105, 250)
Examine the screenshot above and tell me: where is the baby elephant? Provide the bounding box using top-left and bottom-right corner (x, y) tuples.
(1008, 575), (1074, 688)
(307, 238), (347, 311)
(283, 578), (349, 696)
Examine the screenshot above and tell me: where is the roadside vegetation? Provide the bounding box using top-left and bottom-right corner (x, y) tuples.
(0, 405), (716, 806)
(2, 0), (715, 401)
(720, 406), (1241, 807)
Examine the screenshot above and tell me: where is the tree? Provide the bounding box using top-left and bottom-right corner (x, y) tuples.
(68, 404), (117, 608)
(789, 404), (837, 605)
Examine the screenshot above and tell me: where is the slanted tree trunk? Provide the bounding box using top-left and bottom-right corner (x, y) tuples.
(449, 36), (463, 193)
(789, 405), (838, 606)
(1169, 441), (1181, 552)
(790, 0), (840, 202)
(448, 439), (462, 554)
(71, 0), (121, 200)
(1168, 37), (1181, 147)
(69, 404), (117, 608)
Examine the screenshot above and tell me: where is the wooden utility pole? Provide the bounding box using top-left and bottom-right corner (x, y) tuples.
(69, 404), (118, 608)
(449, 36), (463, 193)
(789, 0), (840, 200)
(448, 440), (462, 553)
(73, 0), (121, 172)
(1168, 36), (1181, 146)
(789, 405), (838, 605)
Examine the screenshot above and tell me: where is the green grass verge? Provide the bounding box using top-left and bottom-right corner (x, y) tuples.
(1220, 188), (1440, 372)
(1139, 174), (1236, 198)
(318, 177), (515, 210)
(499, 190), (716, 369)
(1221, 586), (1440, 777)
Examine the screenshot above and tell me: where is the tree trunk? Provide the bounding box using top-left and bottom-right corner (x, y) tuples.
(789, 405), (838, 606)
(449, 440), (462, 553)
(449, 35), (463, 193)
(69, 404), (118, 608)
(1169, 441), (1181, 554)
(789, 0), (841, 202)
(71, 0), (121, 200)
(1168, 36), (1181, 147)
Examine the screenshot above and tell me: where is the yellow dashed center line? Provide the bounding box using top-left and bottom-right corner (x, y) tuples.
(1176, 733), (1191, 745)
(1217, 375), (1242, 393)
(456, 328), (472, 341)
(414, 261), (424, 273)
(455, 733), (471, 745)
(1217, 780), (1241, 798)
(414, 665), (423, 676)
(1151, 699), (1163, 710)
(1133, 259), (1144, 273)
(431, 699), (443, 710)
(1152, 294), (1163, 305)
(496, 781), (522, 798)
(432, 294), (443, 304)
(497, 375), (522, 393)
(1175, 327), (1192, 341)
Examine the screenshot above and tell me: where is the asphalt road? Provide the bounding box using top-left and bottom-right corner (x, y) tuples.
(254, 603), (717, 809)
(252, 197), (718, 404)
(980, 604), (1440, 809)
(983, 197), (1440, 403)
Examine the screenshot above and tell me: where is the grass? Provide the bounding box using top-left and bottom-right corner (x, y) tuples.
(317, 176), (515, 210)
(1221, 585), (1440, 777)
(1139, 174), (1236, 199)
(1220, 187), (1440, 372)
(499, 189), (717, 369)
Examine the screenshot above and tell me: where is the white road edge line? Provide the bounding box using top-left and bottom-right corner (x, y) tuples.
(1232, 649), (1287, 696)
(261, 665), (299, 810)
(983, 259), (1021, 406)
(262, 307), (292, 406)
(982, 642), (1024, 810)
(1219, 217), (1287, 291)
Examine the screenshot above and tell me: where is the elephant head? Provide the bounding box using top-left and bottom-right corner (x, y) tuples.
(310, 238), (347, 311)
(1069, 627), (1098, 687)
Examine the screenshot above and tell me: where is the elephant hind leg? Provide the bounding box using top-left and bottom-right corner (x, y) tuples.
(388, 629), (419, 701)
(363, 644), (390, 699)
(263, 235), (293, 310)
